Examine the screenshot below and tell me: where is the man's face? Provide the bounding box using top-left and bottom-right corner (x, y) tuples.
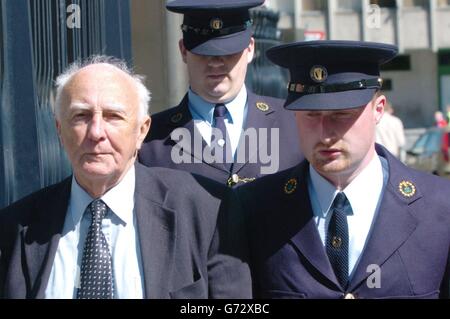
(295, 95), (385, 186)
(179, 38), (255, 103)
(56, 64), (150, 193)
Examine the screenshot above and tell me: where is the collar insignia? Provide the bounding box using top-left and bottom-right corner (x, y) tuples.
(398, 180), (416, 198)
(256, 102), (270, 112)
(170, 112), (183, 124)
(284, 178), (298, 195)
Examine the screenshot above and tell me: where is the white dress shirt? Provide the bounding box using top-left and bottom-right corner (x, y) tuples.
(45, 166), (145, 299)
(188, 85), (248, 157)
(308, 155), (388, 278)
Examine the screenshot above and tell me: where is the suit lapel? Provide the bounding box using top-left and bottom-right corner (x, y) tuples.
(348, 147), (420, 291)
(134, 164), (176, 298)
(282, 162), (341, 289)
(168, 94), (229, 173)
(23, 178), (71, 298)
(233, 92), (276, 174)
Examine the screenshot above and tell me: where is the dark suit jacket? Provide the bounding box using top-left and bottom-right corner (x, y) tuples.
(138, 92), (302, 187)
(0, 163), (251, 299)
(236, 145), (450, 299)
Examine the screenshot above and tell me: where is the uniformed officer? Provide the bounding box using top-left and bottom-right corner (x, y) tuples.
(138, 0), (302, 188)
(236, 40), (450, 298)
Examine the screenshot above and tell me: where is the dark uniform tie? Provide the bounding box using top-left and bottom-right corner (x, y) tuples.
(326, 192), (352, 289)
(77, 199), (114, 299)
(213, 103), (232, 171)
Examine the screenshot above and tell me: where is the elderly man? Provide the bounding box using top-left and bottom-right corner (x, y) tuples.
(139, 0), (302, 188)
(237, 41), (450, 299)
(0, 56), (251, 299)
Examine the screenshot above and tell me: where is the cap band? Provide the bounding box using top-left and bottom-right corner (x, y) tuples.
(288, 78), (383, 94)
(181, 20), (253, 36)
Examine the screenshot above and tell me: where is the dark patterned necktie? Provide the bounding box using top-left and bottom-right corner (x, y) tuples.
(213, 103), (233, 171)
(77, 199), (114, 299)
(326, 192), (352, 289)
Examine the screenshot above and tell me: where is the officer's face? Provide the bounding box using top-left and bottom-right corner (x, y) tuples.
(179, 38), (255, 103)
(295, 94), (385, 188)
(56, 64), (150, 197)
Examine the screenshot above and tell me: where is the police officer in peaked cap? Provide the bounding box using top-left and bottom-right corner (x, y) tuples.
(139, 0), (302, 188)
(236, 40), (450, 299)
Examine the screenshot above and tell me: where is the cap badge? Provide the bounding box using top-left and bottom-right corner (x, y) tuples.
(398, 180), (416, 198)
(256, 102), (270, 112)
(310, 65), (328, 83)
(284, 178), (298, 195)
(170, 112), (183, 124)
(210, 18), (223, 30)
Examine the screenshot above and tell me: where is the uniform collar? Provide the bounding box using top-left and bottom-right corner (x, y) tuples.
(309, 154), (384, 219)
(188, 85), (247, 125)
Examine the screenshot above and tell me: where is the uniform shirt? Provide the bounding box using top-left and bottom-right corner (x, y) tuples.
(308, 154), (389, 278)
(188, 85), (248, 157)
(45, 166), (145, 299)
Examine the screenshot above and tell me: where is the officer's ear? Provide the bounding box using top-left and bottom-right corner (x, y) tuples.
(373, 93), (386, 124)
(179, 39), (188, 64)
(246, 37), (255, 64)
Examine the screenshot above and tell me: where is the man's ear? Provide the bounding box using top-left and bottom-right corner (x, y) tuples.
(246, 37), (255, 64)
(179, 39), (188, 64)
(373, 94), (386, 124)
(136, 115), (151, 150)
(55, 118), (64, 146)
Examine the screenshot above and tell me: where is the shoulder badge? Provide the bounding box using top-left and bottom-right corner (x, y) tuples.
(284, 178), (298, 195)
(170, 112), (183, 124)
(256, 102), (270, 112)
(398, 180), (416, 198)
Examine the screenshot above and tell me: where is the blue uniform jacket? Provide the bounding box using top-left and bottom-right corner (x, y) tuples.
(138, 92), (302, 187)
(236, 145), (450, 299)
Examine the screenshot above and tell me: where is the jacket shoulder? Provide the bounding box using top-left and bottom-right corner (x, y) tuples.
(145, 101), (188, 142)
(249, 93), (284, 110)
(0, 178), (71, 224)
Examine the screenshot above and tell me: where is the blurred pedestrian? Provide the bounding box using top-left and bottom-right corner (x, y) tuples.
(435, 111), (447, 128)
(376, 101), (405, 159)
(446, 105), (450, 127)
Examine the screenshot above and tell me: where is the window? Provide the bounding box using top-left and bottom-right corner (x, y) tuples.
(381, 79), (392, 91)
(381, 55), (411, 71)
(439, 51), (450, 66)
(302, 0), (327, 11)
(337, 0), (361, 11)
(370, 0), (396, 8)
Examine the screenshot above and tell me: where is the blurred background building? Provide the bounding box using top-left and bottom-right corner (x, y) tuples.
(1, 0), (450, 207)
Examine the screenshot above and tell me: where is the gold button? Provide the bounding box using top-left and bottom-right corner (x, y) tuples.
(344, 293), (356, 299)
(227, 174), (239, 187)
(332, 236), (342, 248)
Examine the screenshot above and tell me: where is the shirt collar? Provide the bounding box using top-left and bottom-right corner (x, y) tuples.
(70, 166), (135, 226)
(309, 154), (383, 218)
(188, 85), (247, 125)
